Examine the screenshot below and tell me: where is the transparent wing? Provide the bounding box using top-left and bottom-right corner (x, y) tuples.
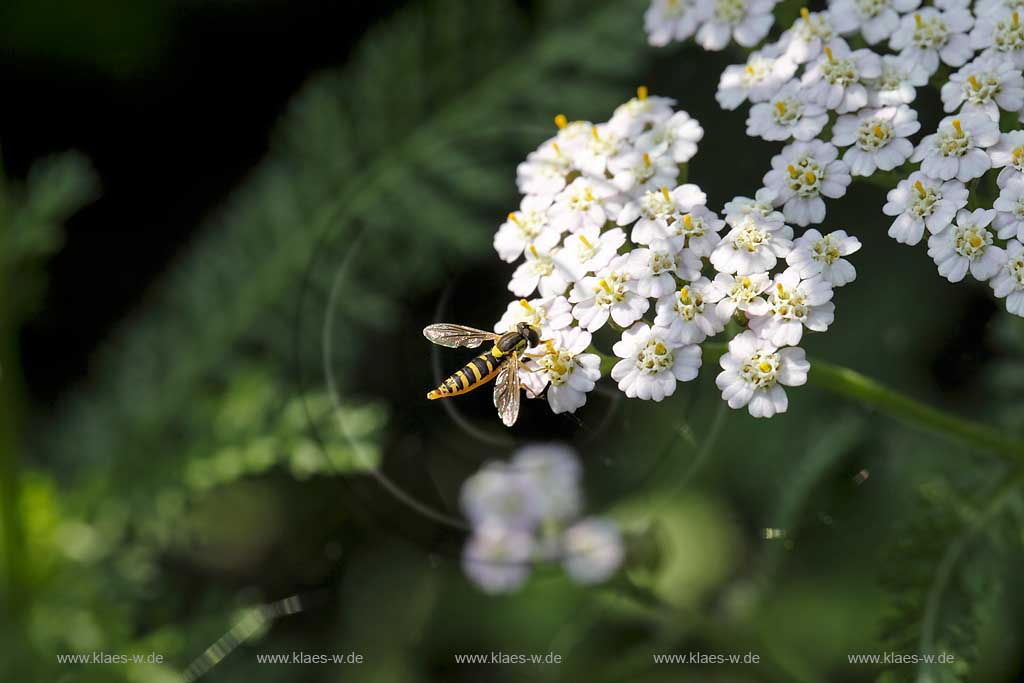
(493, 353), (521, 427)
(423, 323), (497, 349)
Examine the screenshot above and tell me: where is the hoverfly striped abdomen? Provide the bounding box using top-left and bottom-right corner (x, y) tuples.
(428, 346), (505, 399)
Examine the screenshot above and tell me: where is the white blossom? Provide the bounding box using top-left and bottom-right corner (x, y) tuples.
(706, 271), (772, 319)
(830, 0), (921, 45)
(747, 268), (835, 345)
(560, 226), (627, 274)
(495, 296), (573, 338)
(654, 277), (729, 343)
(990, 239), (1024, 316)
(800, 39), (883, 113)
(569, 255), (650, 331)
(711, 212), (794, 274)
(494, 195), (560, 263)
(831, 105), (920, 175)
(970, 8), (1024, 68)
(762, 140), (852, 226)
(867, 54), (930, 106)
(911, 113), (1000, 182)
(644, 0), (708, 46)
(883, 172), (969, 245)
(927, 208), (1007, 282)
(635, 110), (705, 163)
(508, 243), (575, 297)
(629, 238), (702, 297)
(611, 322), (701, 400)
(989, 130), (1024, 187)
(696, 0), (778, 50)
(723, 188), (787, 225)
(717, 49), (798, 110)
(786, 228), (862, 286)
(522, 328), (602, 415)
(994, 175), (1024, 241)
(548, 176), (621, 233)
(778, 8), (843, 64)
(941, 55), (1024, 119)
(716, 331), (810, 418)
(746, 80), (829, 141)
(608, 87), (677, 138)
(609, 149), (679, 195)
(890, 7), (974, 74)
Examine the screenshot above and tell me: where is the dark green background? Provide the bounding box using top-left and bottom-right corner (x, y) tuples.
(1, 1), (1022, 682)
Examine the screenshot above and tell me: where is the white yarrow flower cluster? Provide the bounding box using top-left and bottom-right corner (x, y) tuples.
(460, 444), (624, 593)
(494, 91), (862, 419)
(645, 0), (1024, 317)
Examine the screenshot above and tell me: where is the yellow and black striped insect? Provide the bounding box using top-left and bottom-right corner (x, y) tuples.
(423, 321), (541, 427)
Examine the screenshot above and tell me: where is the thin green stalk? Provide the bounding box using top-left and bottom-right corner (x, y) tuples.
(702, 341), (1024, 462)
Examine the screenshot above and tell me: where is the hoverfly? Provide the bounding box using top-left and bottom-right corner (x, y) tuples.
(423, 321), (541, 427)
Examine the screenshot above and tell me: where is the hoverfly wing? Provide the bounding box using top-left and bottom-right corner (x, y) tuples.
(423, 323), (497, 349)
(493, 352), (521, 427)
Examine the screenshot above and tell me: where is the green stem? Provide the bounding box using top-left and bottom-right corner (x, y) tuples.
(702, 342), (1024, 462)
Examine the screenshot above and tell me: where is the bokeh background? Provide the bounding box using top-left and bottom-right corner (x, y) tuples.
(2, 0), (1023, 681)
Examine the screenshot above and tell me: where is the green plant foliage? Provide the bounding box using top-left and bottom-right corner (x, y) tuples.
(39, 0), (652, 478)
(878, 473), (1020, 683)
(0, 149), (97, 316)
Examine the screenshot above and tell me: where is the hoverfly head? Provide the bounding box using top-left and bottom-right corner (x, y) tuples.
(517, 322), (541, 347)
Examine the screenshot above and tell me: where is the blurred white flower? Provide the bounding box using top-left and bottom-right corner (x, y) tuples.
(512, 443), (583, 521)
(696, 0), (778, 50)
(644, 0), (708, 46)
(561, 518), (624, 584)
(461, 462), (543, 530)
(778, 8), (842, 64)
(463, 522), (534, 594)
